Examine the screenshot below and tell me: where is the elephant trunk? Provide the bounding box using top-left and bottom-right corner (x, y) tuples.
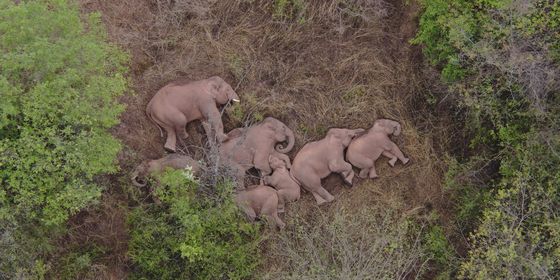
(131, 169), (147, 187)
(275, 126), (295, 153)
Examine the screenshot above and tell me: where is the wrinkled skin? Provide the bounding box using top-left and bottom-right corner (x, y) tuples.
(346, 119), (409, 179)
(235, 185), (285, 229)
(263, 155), (300, 213)
(131, 154), (204, 203)
(219, 117), (295, 181)
(291, 128), (365, 205)
(146, 76), (240, 152)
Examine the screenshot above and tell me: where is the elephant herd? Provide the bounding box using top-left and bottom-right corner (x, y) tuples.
(132, 76), (409, 229)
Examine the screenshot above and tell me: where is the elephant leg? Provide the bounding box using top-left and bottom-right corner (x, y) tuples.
(262, 196), (284, 229)
(382, 151), (398, 167)
(276, 190), (287, 213)
(388, 142), (409, 165)
(359, 168), (371, 179)
(163, 124), (178, 152)
(314, 186), (335, 205)
(202, 121), (216, 145)
(311, 191), (327, 205)
(351, 154), (374, 179)
(368, 165), (379, 179)
(272, 212), (286, 229)
(329, 160), (354, 186)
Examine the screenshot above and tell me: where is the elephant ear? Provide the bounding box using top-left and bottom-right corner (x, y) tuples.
(208, 76), (228, 103)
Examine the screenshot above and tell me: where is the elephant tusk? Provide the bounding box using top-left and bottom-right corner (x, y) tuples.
(232, 99), (240, 102)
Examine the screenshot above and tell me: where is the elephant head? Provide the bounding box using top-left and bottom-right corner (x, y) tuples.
(208, 76), (240, 105)
(373, 119), (401, 136)
(327, 128), (366, 147)
(262, 117), (295, 153)
(131, 162), (150, 187)
(269, 154), (290, 170)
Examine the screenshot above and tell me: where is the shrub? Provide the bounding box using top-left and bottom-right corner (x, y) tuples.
(414, 0), (560, 278)
(0, 0), (127, 277)
(127, 169), (260, 280)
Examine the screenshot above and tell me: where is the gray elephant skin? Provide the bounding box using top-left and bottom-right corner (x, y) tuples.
(291, 128), (365, 205)
(235, 184), (285, 229)
(346, 119), (409, 179)
(219, 117), (295, 179)
(263, 155), (300, 213)
(146, 76), (240, 152)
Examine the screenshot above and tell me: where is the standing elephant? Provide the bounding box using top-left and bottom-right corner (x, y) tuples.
(346, 119), (409, 179)
(291, 128), (365, 205)
(235, 184), (285, 229)
(263, 155), (300, 213)
(219, 117), (295, 178)
(131, 154), (204, 187)
(146, 76), (240, 152)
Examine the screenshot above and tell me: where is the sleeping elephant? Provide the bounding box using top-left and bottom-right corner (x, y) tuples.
(346, 119), (409, 179)
(146, 76), (240, 152)
(131, 153), (204, 187)
(263, 155), (300, 213)
(235, 184), (285, 229)
(291, 128), (365, 205)
(219, 117), (295, 178)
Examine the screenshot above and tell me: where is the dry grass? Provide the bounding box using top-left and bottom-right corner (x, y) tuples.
(260, 197), (428, 280)
(77, 0), (453, 278)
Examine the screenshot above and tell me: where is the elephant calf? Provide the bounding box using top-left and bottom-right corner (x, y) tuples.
(235, 185), (285, 229)
(131, 154), (203, 187)
(263, 155), (300, 213)
(346, 119), (409, 179)
(291, 128), (365, 205)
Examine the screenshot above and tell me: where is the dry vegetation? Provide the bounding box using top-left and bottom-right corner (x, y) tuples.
(78, 0), (450, 277)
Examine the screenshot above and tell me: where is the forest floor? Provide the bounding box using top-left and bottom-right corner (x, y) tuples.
(73, 0), (455, 278)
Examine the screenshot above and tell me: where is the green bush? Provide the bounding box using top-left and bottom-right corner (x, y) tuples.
(414, 0), (560, 278)
(0, 0), (127, 277)
(128, 169), (260, 280)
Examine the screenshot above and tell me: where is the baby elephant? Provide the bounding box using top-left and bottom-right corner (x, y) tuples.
(291, 128), (365, 205)
(263, 155), (300, 213)
(346, 119), (409, 179)
(131, 154), (203, 187)
(235, 185), (285, 229)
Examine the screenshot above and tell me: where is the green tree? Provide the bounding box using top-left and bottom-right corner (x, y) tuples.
(0, 0), (127, 277)
(414, 0), (560, 278)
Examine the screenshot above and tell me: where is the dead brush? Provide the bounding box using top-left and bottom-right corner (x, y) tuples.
(261, 200), (428, 280)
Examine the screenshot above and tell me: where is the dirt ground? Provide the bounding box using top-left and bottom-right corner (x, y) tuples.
(73, 0), (453, 278)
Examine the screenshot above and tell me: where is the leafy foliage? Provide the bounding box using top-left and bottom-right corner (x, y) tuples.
(128, 169), (260, 280)
(0, 0), (127, 277)
(414, 0), (560, 278)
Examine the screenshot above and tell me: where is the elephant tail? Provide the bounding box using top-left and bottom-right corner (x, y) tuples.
(146, 102), (164, 138)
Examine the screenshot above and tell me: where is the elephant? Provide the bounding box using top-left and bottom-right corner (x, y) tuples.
(291, 128), (365, 205)
(263, 155), (300, 213)
(235, 184), (285, 229)
(346, 119), (409, 179)
(219, 117), (295, 179)
(146, 76), (240, 152)
(131, 153), (203, 187)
